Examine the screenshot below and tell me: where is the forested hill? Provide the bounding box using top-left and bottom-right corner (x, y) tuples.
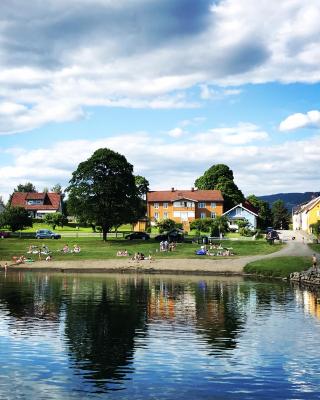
(258, 192), (320, 211)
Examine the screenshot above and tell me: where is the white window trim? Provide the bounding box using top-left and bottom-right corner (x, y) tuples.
(211, 212), (216, 219)
(154, 202), (159, 209)
(199, 202), (206, 208)
(200, 212), (206, 219)
(211, 202), (216, 208)
(163, 202), (168, 209)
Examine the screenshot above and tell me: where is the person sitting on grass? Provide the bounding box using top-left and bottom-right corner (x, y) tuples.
(117, 250), (128, 256)
(46, 254), (52, 261)
(61, 244), (70, 253)
(12, 255), (26, 264)
(73, 244), (81, 253)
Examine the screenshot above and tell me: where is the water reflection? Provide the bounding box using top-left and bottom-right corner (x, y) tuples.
(0, 272), (320, 399)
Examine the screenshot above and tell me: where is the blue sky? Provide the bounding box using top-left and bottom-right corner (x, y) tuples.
(1, 0), (320, 201)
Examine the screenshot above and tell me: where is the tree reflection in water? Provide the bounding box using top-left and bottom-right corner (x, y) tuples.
(0, 272), (314, 394)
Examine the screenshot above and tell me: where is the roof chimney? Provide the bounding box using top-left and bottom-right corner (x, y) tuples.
(171, 187), (175, 192)
(191, 187), (194, 192)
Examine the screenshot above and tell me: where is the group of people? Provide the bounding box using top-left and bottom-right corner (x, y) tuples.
(196, 245), (234, 257)
(60, 244), (81, 254)
(159, 241), (176, 252)
(132, 252), (153, 261)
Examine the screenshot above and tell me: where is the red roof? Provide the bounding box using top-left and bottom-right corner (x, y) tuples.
(242, 200), (259, 215)
(11, 192), (61, 211)
(147, 189), (224, 202)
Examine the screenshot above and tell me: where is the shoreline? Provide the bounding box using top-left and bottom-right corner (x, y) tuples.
(2, 257), (253, 275)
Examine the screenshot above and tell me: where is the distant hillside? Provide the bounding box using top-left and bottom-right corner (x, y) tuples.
(258, 192), (320, 211)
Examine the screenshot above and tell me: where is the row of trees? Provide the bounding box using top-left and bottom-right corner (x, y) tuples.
(194, 164), (290, 230)
(1, 149), (291, 238)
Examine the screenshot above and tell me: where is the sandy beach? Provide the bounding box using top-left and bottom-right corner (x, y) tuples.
(3, 255), (265, 275)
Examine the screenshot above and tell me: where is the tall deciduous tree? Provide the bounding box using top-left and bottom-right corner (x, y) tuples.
(51, 184), (63, 194)
(195, 164), (244, 211)
(66, 148), (140, 241)
(14, 182), (37, 193)
(271, 200), (290, 229)
(0, 206), (32, 232)
(135, 176), (149, 199)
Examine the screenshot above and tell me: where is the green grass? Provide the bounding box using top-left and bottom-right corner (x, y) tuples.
(244, 256), (311, 278)
(0, 237), (284, 262)
(309, 243), (320, 253)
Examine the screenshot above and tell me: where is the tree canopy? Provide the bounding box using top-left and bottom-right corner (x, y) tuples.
(51, 184), (63, 194)
(246, 194), (272, 229)
(14, 182), (37, 193)
(271, 200), (290, 229)
(66, 148), (140, 241)
(44, 212), (68, 230)
(195, 164), (244, 211)
(135, 175), (149, 199)
(0, 206), (33, 232)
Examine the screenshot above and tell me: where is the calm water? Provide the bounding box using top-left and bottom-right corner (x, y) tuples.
(0, 272), (320, 399)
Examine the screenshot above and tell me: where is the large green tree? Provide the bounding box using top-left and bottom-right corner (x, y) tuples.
(0, 206), (33, 232)
(271, 200), (290, 229)
(66, 148), (140, 241)
(14, 182), (37, 192)
(246, 194), (272, 229)
(195, 164), (244, 211)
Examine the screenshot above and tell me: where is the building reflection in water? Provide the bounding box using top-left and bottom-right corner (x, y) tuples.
(0, 272), (304, 393)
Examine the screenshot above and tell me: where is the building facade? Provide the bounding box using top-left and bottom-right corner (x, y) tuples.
(222, 201), (258, 230)
(147, 188), (224, 229)
(293, 196), (320, 233)
(11, 192), (62, 218)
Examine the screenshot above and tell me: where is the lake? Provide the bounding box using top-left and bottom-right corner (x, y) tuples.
(0, 271), (320, 399)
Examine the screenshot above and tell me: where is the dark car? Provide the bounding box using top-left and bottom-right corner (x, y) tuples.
(155, 229), (184, 243)
(0, 231), (10, 238)
(125, 232), (150, 240)
(266, 230), (280, 240)
(35, 229), (61, 239)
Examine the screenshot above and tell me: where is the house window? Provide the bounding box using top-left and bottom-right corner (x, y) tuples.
(211, 212), (216, 219)
(235, 208), (242, 216)
(163, 212), (168, 219)
(154, 212), (159, 220)
(154, 202), (159, 209)
(163, 202), (168, 209)
(317, 210), (320, 217)
(211, 202), (216, 208)
(199, 202), (206, 208)
(200, 212), (206, 219)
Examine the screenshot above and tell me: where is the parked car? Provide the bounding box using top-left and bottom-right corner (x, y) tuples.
(266, 230), (280, 240)
(0, 231), (10, 238)
(125, 232), (150, 240)
(155, 229), (184, 243)
(35, 229), (61, 239)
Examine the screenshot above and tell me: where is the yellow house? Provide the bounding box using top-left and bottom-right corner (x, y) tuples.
(147, 188), (224, 231)
(307, 196), (320, 233)
(293, 196), (320, 234)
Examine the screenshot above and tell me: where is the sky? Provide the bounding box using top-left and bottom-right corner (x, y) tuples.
(0, 0), (320, 202)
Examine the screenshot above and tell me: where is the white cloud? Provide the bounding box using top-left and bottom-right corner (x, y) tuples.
(279, 110), (320, 131)
(1, 124), (319, 202)
(167, 128), (184, 138)
(0, 1), (319, 133)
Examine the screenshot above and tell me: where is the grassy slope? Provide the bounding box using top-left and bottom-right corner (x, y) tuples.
(244, 256), (311, 278)
(0, 238), (283, 262)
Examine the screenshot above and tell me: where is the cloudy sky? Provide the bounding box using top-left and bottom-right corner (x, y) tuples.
(0, 0), (320, 201)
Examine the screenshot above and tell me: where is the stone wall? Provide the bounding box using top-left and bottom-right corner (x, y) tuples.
(289, 269), (320, 286)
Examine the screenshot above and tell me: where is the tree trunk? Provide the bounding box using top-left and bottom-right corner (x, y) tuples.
(102, 228), (108, 241)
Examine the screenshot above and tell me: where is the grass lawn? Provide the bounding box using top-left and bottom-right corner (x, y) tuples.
(0, 237), (284, 262)
(21, 223), (134, 233)
(309, 243), (320, 253)
(244, 256), (311, 278)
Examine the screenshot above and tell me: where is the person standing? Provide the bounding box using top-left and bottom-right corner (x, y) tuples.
(312, 254), (317, 271)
